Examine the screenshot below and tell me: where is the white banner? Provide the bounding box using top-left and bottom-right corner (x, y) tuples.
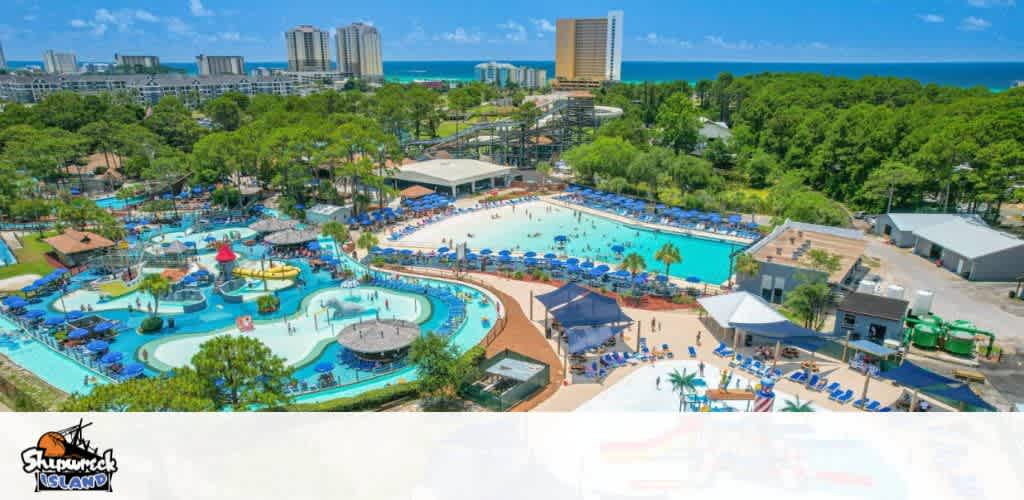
(0, 413), (1021, 500)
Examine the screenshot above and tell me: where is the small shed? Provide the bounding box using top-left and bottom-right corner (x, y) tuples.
(911, 218), (1024, 281)
(833, 292), (908, 344)
(307, 204), (351, 225)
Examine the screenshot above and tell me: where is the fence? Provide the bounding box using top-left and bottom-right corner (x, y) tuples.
(461, 349), (550, 412)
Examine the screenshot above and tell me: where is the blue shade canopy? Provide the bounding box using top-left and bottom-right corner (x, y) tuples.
(524, 251), (537, 258)
(544, 253), (557, 259)
(847, 339), (897, 358)
(307, 241), (320, 251)
(314, 362), (334, 373)
(730, 321), (843, 342)
(554, 235), (568, 242)
(67, 328), (89, 339)
(551, 290), (632, 329)
(43, 316), (65, 326)
(927, 383), (996, 411)
(480, 249), (493, 255)
(65, 310), (84, 320)
(536, 283), (590, 310)
(24, 310), (45, 319)
(93, 321), (114, 332)
(86, 340), (110, 352)
(100, 351), (123, 364)
(876, 360), (959, 388)
(611, 245), (625, 253)
(568, 325), (628, 354)
(120, 363), (145, 378)
(498, 250), (512, 256)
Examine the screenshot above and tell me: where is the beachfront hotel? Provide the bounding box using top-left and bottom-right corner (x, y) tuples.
(554, 10), (623, 89)
(197, 55), (246, 76)
(335, 22), (383, 81)
(42, 50), (78, 75)
(284, 25), (332, 72)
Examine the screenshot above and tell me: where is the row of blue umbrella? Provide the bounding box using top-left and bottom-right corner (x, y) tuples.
(21, 268), (68, 293)
(567, 185), (755, 228)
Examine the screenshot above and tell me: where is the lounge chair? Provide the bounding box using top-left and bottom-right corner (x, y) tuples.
(688, 346), (697, 358)
(852, 398), (867, 409)
(788, 371), (806, 383)
(805, 374), (820, 388)
(748, 360), (762, 374)
(828, 388), (844, 401)
(740, 358), (753, 372)
(823, 382), (840, 394)
(836, 390), (854, 404)
(729, 353), (743, 367)
(811, 377), (828, 392)
(770, 368), (783, 379)
(877, 407), (892, 413)
(865, 401), (881, 412)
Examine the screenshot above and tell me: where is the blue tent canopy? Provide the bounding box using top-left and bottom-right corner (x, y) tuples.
(876, 360), (959, 388)
(731, 321), (843, 342)
(65, 310), (84, 320)
(552, 291), (631, 329)
(568, 325), (628, 354)
(536, 283), (590, 310)
(927, 383), (996, 411)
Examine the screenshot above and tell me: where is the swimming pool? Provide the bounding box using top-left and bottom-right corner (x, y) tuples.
(0, 315), (101, 395)
(0, 238), (16, 266)
(95, 195), (146, 210)
(397, 200), (746, 284)
(7, 233), (498, 402)
(576, 360), (827, 412)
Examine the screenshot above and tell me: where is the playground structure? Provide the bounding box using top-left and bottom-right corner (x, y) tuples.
(905, 314), (996, 358)
(233, 263), (301, 280)
(403, 93), (603, 168)
(236, 315), (254, 332)
(323, 298), (367, 320)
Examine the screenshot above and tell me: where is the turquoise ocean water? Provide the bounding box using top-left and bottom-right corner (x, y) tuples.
(8, 60), (1024, 90)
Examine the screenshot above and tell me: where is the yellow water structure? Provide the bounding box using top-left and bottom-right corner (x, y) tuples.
(97, 280), (139, 298)
(233, 264), (301, 280)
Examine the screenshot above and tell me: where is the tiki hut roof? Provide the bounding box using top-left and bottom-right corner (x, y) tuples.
(44, 230), (115, 255)
(400, 185), (435, 200)
(263, 228), (321, 246)
(249, 218), (299, 233)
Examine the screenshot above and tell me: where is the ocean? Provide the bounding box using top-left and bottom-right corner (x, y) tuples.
(7, 60), (1024, 90)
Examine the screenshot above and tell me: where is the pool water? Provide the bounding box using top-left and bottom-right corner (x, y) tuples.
(151, 227), (259, 248)
(399, 201), (745, 284)
(95, 195), (146, 210)
(0, 315), (100, 395)
(0, 238), (16, 266)
(6, 231), (499, 402)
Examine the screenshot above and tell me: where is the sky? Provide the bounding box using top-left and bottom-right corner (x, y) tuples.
(2, 0), (1023, 62)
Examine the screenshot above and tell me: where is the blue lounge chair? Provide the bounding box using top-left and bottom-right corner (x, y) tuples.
(836, 390), (854, 404)
(788, 371), (804, 383)
(865, 401), (881, 412)
(770, 368), (783, 378)
(748, 360), (762, 374)
(688, 346), (697, 358)
(877, 407), (892, 413)
(812, 378), (828, 392)
(852, 398), (867, 408)
(805, 374), (820, 388)
(823, 382), (840, 394)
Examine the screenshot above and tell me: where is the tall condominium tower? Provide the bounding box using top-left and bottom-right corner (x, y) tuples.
(43, 50), (79, 74)
(114, 54), (161, 69)
(335, 23), (383, 80)
(0, 41), (7, 70)
(554, 10), (623, 88)
(197, 55), (246, 76)
(285, 25), (331, 72)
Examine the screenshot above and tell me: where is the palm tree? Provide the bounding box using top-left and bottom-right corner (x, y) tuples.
(619, 252), (646, 300)
(781, 396), (815, 412)
(356, 231), (379, 256)
(139, 274), (170, 317)
(320, 221), (349, 247)
(655, 243), (682, 277)
(668, 369), (699, 412)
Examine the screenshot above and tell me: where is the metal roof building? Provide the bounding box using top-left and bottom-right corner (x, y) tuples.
(911, 218), (1024, 281)
(389, 159), (514, 198)
(874, 213), (986, 247)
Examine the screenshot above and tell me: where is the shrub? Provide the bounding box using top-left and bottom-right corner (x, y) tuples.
(257, 294), (280, 314)
(139, 316), (164, 333)
(672, 294), (696, 305)
(283, 382), (420, 412)
(513, 271), (524, 280)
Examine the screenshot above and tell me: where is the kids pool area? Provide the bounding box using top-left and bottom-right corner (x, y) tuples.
(393, 200), (744, 284)
(576, 360), (827, 412)
(0, 225), (501, 402)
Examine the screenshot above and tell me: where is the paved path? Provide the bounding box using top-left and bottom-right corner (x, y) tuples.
(865, 238), (1024, 345)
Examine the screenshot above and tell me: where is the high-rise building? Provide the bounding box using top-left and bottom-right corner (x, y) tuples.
(197, 55), (246, 76)
(43, 50), (79, 74)
(0, 41), (7, 70)
(285, 25), (331, 72)
(114, 54), (161, 70)
(335, 23), (383, 80)
(475, 62), (547, 89)
(554, 10), (623, 88)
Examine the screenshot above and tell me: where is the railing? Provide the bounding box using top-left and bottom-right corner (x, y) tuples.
(0, 312), (116, 385)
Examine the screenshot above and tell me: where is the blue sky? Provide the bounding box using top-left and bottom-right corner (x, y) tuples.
(2, 0), (1023, 62)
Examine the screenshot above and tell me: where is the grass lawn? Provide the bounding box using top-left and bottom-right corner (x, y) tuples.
(0, 232), (56, 282)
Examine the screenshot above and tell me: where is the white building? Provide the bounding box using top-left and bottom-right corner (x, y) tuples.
(197, 55), (245, 76)
(605, 10), (623, 82)
(43, 50), (78, 75)
(285, 25), (331, 72)
(0, 41), (7, 70)
(114, 54), (161, 70)
(475, 62), (548, 89)
(389, 159), (515, 198)
(335, 23), (382, 80)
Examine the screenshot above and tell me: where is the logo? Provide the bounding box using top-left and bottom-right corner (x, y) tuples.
(20, 419), (118, 492)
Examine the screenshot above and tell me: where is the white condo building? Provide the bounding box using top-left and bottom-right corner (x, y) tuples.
(605, 10), (623, 82)
(0, 41), (7, 70)
(285, 25), (331, 72)
(335, 23), (383, 80)
(43, 50), (78, 75)
(197, 55), (246, 76)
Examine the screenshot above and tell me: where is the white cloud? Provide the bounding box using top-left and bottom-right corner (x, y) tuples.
(165, 17), (192, 36)
(189, 0), (215, 17)
(917, 13), (945, 23)
(69, 8), (160, 37)
(403, 22), (427, 43)
(966, 0), (1015, 7)
(435, 27), (481, 44)
(638, 32), (693, 48)
(218, 31), (240, 41)
(959, 16), (992, 31)
(498, 20), (527, 42)
(135, 10), (160, 23)
(705, 35), (753, 50)
(529, 18), (556, 36)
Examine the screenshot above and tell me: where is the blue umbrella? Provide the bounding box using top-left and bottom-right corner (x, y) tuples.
(554, 235), (568, 242)
(382, 248), (396, 255)
(86, 340), (109, 353)
(686, 276), (702, 283)
(480, 249), (493, 255)
(499, 255), (512, 263)
(466, 253), (478, 260)
(613, 270), (631, 278)
(524, 251), (537, 258)
(399, 249), (414, 256)
(565, 257), (579, 265)
(204, 235), (217, 242)
(590, 268), (606, 278)
(728, 215), (743, 224)
(611, 244), (625, 253)
(314, 361), (334, 373)
(307, 241), (320, 251)
(65, 310), (84, 320)
(100, 351), (123, 364)
(566, 263), (580, 272)
(24, 310), (45, 319)
(524, 257), (538, 266)
(595, 264), (610, 272)
(656, 275), (669, 282)
(184, 241), (196, 248)
(93, 321), (114, 332)
(437, 246), (449, 253)
(21, 284), (38, 293)
(2, 296), (28, 308)
(43, 316), (64, 327)
(120, 363), (145, 379)
(67, 328), (89, 340)
(498, 249), (512, 256)
(580, 261), (594, 269)
(544, 253), (557, 259)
